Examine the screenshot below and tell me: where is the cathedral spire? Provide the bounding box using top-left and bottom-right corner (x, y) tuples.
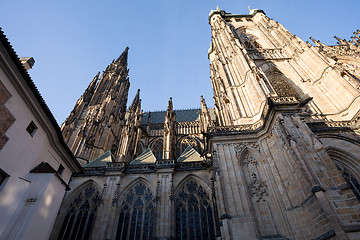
(83, 72), (100, 102)
(62, 49), (131, 164)
(115, 47), (129, 67)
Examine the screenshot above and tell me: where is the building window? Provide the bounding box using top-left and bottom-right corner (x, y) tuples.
(116, 182), (155, 240)
(336, 164), (360, 201)
(238, 33), (262, 49)
(57, 164), (65, 176)
(265, 68), (300, 98)
(57, 185), (102, 240)
(0, 169), (9, 186)
(177, 137), (201, 158)
(26, 121), (38, 137)
(151, 138), (163, 160)
(175, 180), (218, 240)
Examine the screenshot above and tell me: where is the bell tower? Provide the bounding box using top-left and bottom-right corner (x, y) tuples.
(208, 8), (360, 127)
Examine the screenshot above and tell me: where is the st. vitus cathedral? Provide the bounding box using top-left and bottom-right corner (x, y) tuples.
(51, 9), (360, 240)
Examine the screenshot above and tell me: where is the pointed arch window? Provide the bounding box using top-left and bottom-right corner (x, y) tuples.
(57, 184), (102, 240)
(265, 68), (300, 99)
(327, 149), (360, 202)
(177, 137), (201, 158)
(116, 182), (155, 240)
(238, 33), (262, 49)
(175, 180), (218, 240)
(151, 138), (163, 160)
(336, 164), (360, 201)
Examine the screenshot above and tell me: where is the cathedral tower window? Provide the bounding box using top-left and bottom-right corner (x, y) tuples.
(265, 68), (300, 99)
(175, 180), (217, 240)
(115, 182), (155, 240)
(238, 33), (262, 49)
(57, 184), (102, 240)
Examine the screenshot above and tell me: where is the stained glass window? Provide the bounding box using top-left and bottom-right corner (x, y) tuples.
(175, 180), (217, 240)
(116, 182), (155, 240)
(57, 184), (102, 240)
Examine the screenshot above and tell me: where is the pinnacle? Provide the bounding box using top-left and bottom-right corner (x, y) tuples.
(129, 89), (140, 111)
(94, 71), (100, 79)
(134, 89), (140, 100)
(167, 97), (173, 113)
(201, 95), (207, 106)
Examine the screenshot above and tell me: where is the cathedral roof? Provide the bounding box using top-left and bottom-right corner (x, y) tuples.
(177, 145), (202, 162)
(142, 108), (216, 124)
(130, 148), (156, 165)
(84, 150), (113, 168)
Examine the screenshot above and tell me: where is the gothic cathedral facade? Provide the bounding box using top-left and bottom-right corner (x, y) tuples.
(51, 9), (360, 240)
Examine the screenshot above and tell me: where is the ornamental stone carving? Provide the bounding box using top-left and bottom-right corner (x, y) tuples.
(241, 155), (258, 167)
(248, 173), (268, 202)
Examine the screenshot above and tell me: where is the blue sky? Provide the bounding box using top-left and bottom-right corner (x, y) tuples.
(1, 1), (359, 124)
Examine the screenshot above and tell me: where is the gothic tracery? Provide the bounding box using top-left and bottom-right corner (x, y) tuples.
(115, 182), (155, 240)
(175, 180), (218, 240)
(57, 184), (102, 240)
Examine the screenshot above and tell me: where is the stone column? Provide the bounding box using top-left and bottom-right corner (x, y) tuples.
(214, 144), (258, 239)
(155, 168), (175, 239)
(90, 175), (122, 240)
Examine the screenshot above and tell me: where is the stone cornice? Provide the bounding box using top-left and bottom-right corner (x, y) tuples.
(208, 97), (300, 136)
(307, 108), (360, 132)
(77, 159), (213, 176)
(208, 9), (266, 24)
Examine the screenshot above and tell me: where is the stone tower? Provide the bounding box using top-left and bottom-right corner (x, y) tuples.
(209, 9), (360, 127)
(61, 47), (131, 165)
(208, 8), (360, 239)
(51, 8), (360, 240)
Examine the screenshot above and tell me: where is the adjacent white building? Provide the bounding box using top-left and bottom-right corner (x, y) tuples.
(0, 29), (82, 240)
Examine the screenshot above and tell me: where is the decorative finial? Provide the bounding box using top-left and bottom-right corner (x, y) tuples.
(216, 6), (220, 11)
(248, 6), (252, 12)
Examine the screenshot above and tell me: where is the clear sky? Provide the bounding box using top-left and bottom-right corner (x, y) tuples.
(1, 0), (359, 124)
